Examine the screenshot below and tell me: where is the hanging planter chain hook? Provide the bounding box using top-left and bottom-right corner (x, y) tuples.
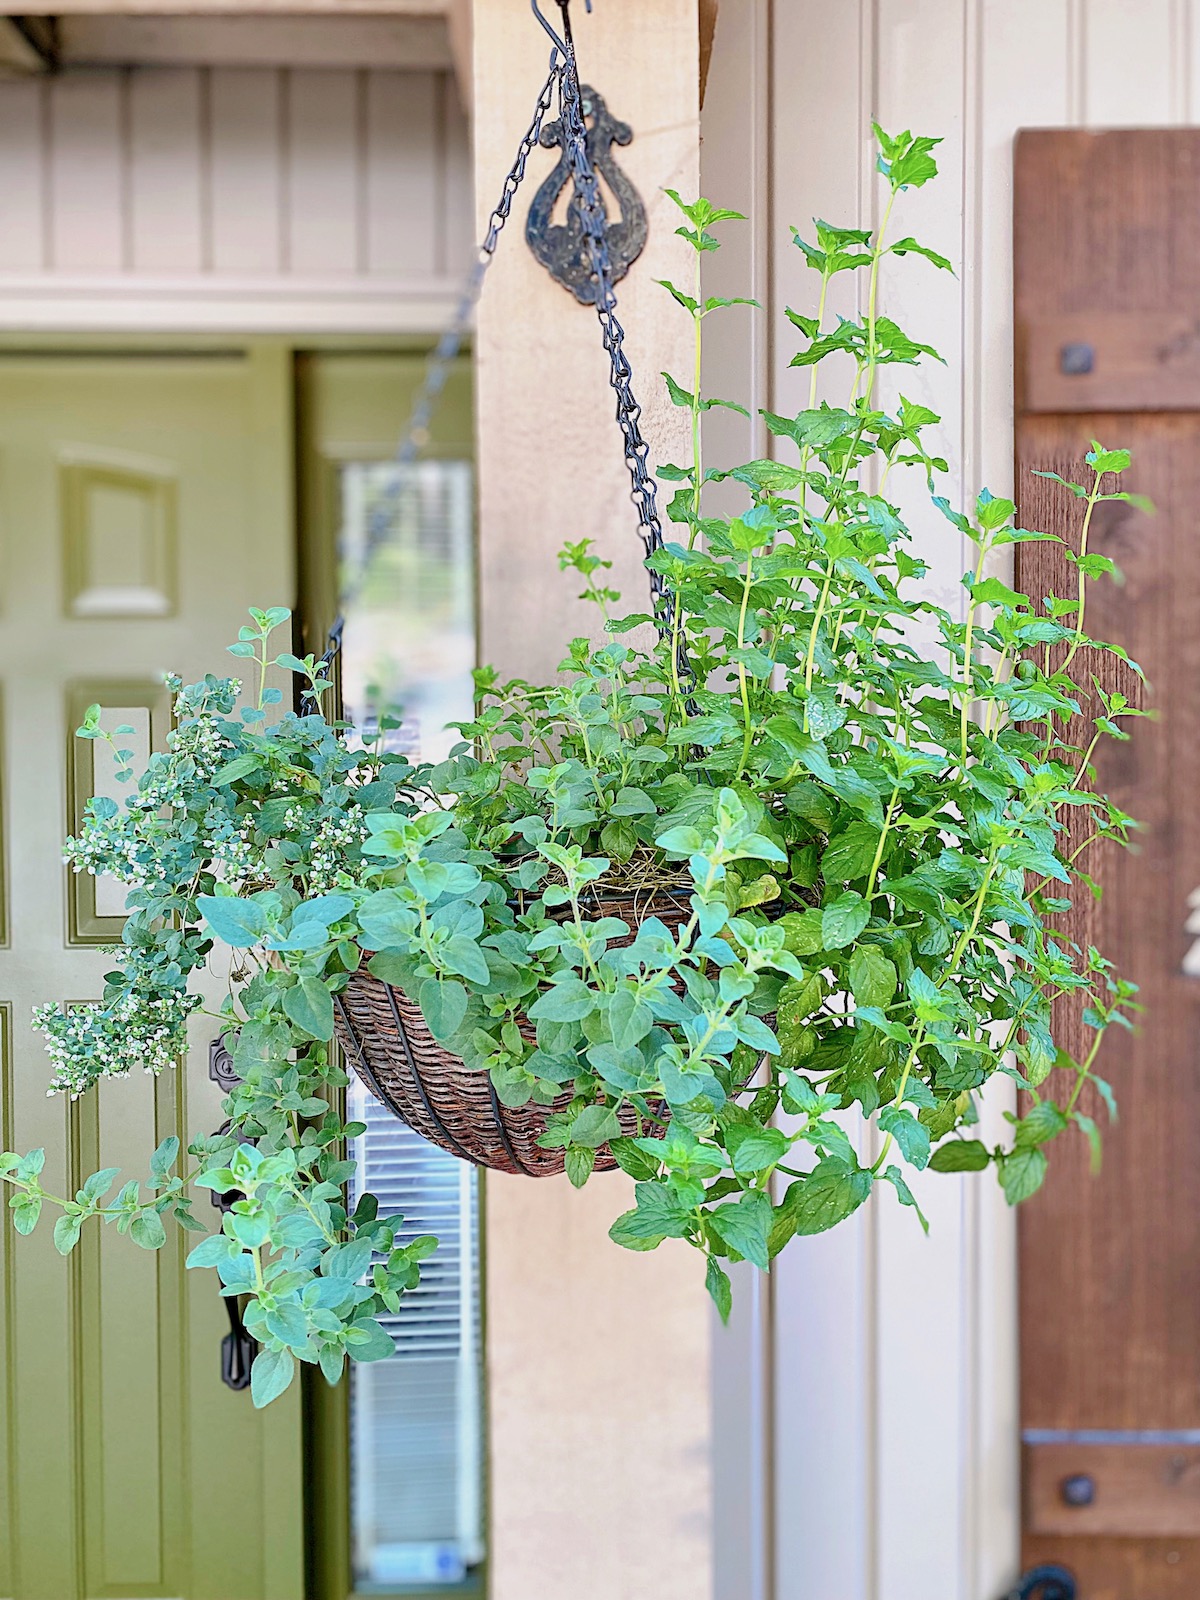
(306, 0), (688, 714)
(548, 0), (691, 680)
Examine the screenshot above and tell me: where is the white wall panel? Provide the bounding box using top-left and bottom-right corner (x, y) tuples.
(0, 82), (46, 272)
(285, 68), (361, 275)
(128, 69), (203, 273)
(699, 6), (772, 1597)
(768, 6), (877, 1599)
(440, 74), (474, 275)
(1084, 0), (1180, 124)
(0, 63), (468, 323)
(872, 8), (972, 1590)
(364, 70), (438, 276)
(48, 75), (125, 272)
(209, 68), (284, 275)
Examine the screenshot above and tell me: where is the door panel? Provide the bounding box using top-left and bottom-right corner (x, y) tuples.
(1016, 131), (1200, 1597)
(0, 346), (303, 1600)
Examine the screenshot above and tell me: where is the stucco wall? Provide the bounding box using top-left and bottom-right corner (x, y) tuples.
(469, 5), (709, 1600)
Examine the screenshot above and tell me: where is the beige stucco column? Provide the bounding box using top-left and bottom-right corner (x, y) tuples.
(470, 4), (710, 1597)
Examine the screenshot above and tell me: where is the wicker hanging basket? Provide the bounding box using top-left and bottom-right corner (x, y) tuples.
(333, 885), (691, 1176)
(326, 24), (704, 1178)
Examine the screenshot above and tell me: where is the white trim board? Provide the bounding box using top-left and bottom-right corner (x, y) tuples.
(701, 2), (1024, 1597)
(0, 276), (462, 333)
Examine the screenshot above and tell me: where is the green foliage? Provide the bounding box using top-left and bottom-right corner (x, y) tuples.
(4, 126), (1144, 1351)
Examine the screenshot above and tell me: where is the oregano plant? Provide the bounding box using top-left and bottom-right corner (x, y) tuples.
(1, 125), (1145, 1389)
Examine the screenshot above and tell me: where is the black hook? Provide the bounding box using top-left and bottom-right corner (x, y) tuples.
(530, 0), (567, 52)
(1010, 1566), (1077, 1600)
(530, 0), (592, 55)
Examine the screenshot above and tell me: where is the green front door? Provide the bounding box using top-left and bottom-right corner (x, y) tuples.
(0, 344), (305, 1600)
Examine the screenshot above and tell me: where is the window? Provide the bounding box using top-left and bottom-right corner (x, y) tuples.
(338, 457), (484, 1591)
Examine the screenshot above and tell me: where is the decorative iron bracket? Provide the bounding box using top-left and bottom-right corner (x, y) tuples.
(526, 84), (648, 304)
(1008, 1565), (1077, 1600)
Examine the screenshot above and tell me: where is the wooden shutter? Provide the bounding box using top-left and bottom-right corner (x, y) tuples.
(1016, 129), (1200, 1598)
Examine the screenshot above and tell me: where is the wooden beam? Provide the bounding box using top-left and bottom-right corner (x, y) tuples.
(698, 0), (718, 107)
(445, 0), (471, 112)
(0, 16), (57, 71)
(59, 12), (452, 67)
(46, 0), (448, 14)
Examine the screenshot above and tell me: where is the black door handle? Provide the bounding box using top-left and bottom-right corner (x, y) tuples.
(209, 1032), (257, 1392)
(221, 1296), (255, 1391)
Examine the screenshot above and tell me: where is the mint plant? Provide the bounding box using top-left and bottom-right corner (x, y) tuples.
(3, 126), (1144, 1383)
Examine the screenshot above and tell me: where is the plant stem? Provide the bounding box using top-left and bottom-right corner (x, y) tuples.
(960, 533), (991, 764)
(865, 786), (901, 899)
(860, 188), (897, 409)
(1059, 471), (1104, 679)
(734, 555), (756, 778)
(667, 248), (706, 732)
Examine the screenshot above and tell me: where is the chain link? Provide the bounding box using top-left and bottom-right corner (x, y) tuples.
(302, 62), (563, 714)
(397, 60), (563, 470)
(308, 14), (693, 708)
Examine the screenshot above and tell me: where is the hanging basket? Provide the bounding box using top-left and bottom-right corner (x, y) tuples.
(333, 885), (691, 1176)
(326, 20), (702, 1178)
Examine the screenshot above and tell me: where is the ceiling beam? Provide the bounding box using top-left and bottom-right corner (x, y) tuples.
(45, 0), (449, 12)
(698, 0), (717, 107)
(0, 14), (58, 70)
(59, 12), (452, 68)
(445, 0), (470, 111)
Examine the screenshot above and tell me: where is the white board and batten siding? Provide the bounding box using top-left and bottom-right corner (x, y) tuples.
(0, 65), (472, 330)
(703, 1), (1199, 1598)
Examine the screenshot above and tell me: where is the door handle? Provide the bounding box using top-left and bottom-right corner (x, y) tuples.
(221, 1296), (255, 1391)
(209, 1033), (257, 1393)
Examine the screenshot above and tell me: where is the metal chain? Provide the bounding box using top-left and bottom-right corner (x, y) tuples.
(396, 59), (564, 470)
(306, 4), (693, 709)
(554, 37), (686, 663)
(301, 60), (563, 714)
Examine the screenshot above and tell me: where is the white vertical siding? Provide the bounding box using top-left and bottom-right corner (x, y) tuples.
(128, 69), (204, 273)
(364, 70), (439, 277)
(0, 82), (45, 272)
(703, 0), (1200, 1596)
(699, 5), (773, 1599)
(0, 64), (470, 295)
(208, 68), (284, 275)
(1084, 2), (1181, 123)
(285, 68), (361, 274)
(48, 74), (126, 272)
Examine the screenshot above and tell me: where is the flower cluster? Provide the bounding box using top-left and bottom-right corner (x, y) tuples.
(307, 811), (371, 893)
(34, 985), (199, 1096)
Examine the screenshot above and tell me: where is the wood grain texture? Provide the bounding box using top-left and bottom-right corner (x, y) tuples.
(1016, 128), (1200, 1596)
(1027, 1444), (1200, 1537)
(1021, 1536), (1200, 1599)
(1020, 311), (1200, 413)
